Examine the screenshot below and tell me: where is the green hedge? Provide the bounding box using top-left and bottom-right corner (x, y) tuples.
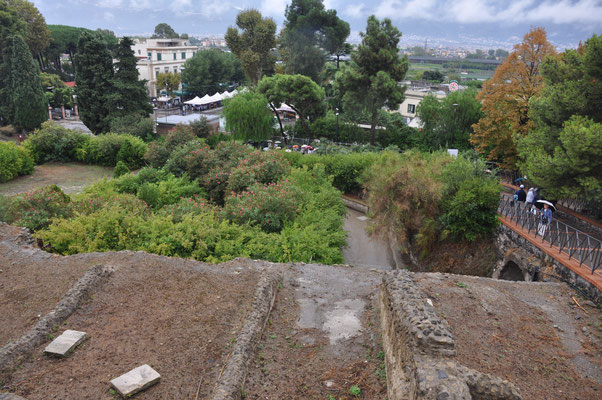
(282, 151), (379, 194)
(23, 121), (147, 169)
(0, 142), (34, 182)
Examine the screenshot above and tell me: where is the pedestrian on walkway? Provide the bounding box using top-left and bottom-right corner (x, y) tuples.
(526, 187), (535, 206)
(516, 184), (526, 202)
(538, 203), (553, 237)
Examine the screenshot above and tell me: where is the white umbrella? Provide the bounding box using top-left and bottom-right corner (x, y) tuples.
(535, 200), (556, 211)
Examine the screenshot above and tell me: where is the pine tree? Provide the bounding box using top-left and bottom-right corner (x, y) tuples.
(108, 36), (152, 120)
(74, 31), (114, 133)
(335, 16), (408, 145)
(9, 34), (47, 131)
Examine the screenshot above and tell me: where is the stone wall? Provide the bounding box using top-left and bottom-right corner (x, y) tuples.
(495, 224), (600, 303)
(379, 270), (522, 400)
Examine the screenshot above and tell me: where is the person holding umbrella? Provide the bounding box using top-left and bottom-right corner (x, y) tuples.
(536, 200), (555, 237)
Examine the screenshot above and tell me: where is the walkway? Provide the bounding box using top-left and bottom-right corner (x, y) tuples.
(498, 212), (602, 293)
(342, 208), (395, 270)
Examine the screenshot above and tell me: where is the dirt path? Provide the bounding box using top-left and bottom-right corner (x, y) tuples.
(0, 163), (113, 196)
(244, 263), (388, 399)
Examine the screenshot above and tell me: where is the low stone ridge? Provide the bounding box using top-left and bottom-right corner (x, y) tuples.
(43, 330), (86, 357)
(210, 269), (282, 400)
(379, 270), (522, 400)
(110, 364), (160, 398)
(0, 264), (113, 376)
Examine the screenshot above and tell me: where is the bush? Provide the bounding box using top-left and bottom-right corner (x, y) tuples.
(81, 133), (147, 168)
(165, 124), (196, 151)
(281, 151), (379, 194)
(164, 139), (207, 176)
(144, 140), (171, 168)
(6, 185), (72, 231)
(113, 161), (130, 177)
(224, 182), (300, 232)
(440, 177), (500, 241)
(109, 115), (155, 140)
(226, 152), (291, 193)
(190, 117), (210, 138)
(24, 121), (90, 164)
(0, 142), (34, 182)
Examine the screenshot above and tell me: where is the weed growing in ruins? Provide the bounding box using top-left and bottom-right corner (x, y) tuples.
(349, 385), (361, 397)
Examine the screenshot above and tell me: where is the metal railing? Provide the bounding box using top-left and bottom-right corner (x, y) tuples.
(498, 195), (602, 274)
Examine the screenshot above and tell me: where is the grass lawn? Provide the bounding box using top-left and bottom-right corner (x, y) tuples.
(0, 162), (114, 196)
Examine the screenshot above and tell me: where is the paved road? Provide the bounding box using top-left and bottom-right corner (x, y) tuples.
(342, 208), (395, 270)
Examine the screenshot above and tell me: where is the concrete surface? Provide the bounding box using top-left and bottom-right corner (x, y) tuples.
(291, 263), (382, 355)
(43, 330), (86, 357)
(110, 364), (160, 398)
(342, 208), (395, 270)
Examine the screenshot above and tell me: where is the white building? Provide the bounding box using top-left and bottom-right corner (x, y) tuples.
(132, 38), (198, 97)
(397, 84), (447, 126)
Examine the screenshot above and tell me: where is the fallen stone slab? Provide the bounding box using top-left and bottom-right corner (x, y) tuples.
(44, 330), (86, 357)
(110, 364), (160, 398)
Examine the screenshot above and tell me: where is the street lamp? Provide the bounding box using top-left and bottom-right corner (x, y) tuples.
(450, 103), (458, 148)
(335, 108), (340, 143)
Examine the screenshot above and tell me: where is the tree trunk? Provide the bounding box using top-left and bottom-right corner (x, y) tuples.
(269, 102), (285, 139)
(288, 104), (312, 140)
(336, 54), (340, 70)
(370, 110), (378, 145)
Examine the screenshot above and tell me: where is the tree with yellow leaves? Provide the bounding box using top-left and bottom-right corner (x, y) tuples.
(470, 27), (555, 169)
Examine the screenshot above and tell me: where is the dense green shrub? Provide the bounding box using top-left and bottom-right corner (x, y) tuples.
(24, 121), (90, 164)
(281, 151), (379, 194)
(3, 185), (73, 231)
(224, 182), (300, 232)
(164, 139), (207, 176)
(165, 124), (196, 150)
(35, 165), (346, 265)
(189, 117), (211, 138)
(23, 121), (147, 168)
(363, 151), (500, 257)
(144, 140), (171, 168)
(226, 152), (291, 193)
(113, 161), (130, 177)
(80, 133), (147, 168)
(0, 142), (34, 182)
(439, 177), (500, 241)
(109, 115), (155, 140)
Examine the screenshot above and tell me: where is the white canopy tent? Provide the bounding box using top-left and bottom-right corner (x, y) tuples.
(277, 103), (295, 113)
(184, 96), (204, 105)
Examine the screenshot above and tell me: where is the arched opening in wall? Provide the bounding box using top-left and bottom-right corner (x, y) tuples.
(499, 261), (525, 281)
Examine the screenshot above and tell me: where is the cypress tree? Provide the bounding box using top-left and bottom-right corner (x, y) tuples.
(108, 36), (151, 120)
(0, 1), (27, 124)
(9, 34), (47, 131)
(74, 31), (113, 133)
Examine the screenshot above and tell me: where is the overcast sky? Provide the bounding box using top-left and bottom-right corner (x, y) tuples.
(32, 0), (602, 49)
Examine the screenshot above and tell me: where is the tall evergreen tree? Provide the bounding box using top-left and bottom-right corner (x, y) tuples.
(74, 31), (114, 133)
(335, 16), (408, 145)
(108, 36), (151, 120)
(9, 34), (47, 131)
(0, 0), (26, 124)
(279, 0), (349, 82)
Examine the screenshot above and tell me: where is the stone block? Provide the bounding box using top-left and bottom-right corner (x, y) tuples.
(43, 330), (87, 357)
(110, 364), (160, 398)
